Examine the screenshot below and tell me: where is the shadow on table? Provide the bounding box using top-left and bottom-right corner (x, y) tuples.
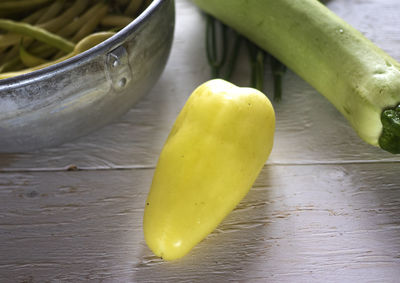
(132, 166), (274, 282)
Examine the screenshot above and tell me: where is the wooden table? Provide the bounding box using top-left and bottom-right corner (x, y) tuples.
(1, 0), (399, 282)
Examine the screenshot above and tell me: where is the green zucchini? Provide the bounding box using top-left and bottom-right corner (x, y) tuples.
(193, 0), (400, 153)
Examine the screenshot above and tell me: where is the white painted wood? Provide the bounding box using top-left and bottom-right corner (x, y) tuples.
(0, 0), (399, 282)
(0, 164), (399, 282)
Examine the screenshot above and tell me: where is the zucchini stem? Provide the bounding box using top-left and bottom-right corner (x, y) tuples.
(379, 104), (400, 154)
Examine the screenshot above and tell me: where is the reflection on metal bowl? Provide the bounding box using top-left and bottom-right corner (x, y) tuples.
(0, 0), (175, 153)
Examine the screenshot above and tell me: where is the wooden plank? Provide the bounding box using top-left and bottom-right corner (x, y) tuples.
(0, 163), (399, 282)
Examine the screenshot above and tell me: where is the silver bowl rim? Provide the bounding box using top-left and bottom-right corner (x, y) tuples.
(0, 0), (166, 89)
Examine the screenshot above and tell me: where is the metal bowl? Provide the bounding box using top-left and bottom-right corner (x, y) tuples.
(0, 0), (175, 153)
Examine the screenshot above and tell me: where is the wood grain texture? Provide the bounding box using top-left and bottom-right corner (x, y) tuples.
(0, 164), (399, 282)
(0, 0), (400, 282)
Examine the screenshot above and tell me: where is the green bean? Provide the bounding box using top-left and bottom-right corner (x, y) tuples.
(124, 0), (143, 17)
(0, 0), (55, 18)
(0, 32), (115, 80)
(254, 49), (265, 91)
(224, 32), (241, 81)
(57, 2), (104, 38)
(19, 41), (48, 67)
(73, 31), (116, 53)
(0, 19), (74, 53)
(0, 0), (149, 77)
(205, 15), (228, 78)
(100, 15), (133, 28)
(246, 39), (266, 91)
(72, 4), (109, 43)
(33, 0), (98, 61)
(0, 3), (51, 50)
(115, 0), (131, 6)
(0, 33), (21, 48)
(0, 0), (56, 60)
(270, 56), (287, 101)
(30, 44), (58, 60)
(38, 0), (89, 33)
(1, 42), (53, 70)
(22, 5), (47, 24)
(36, 0), (66, 24)
(0, 57), (21, 73)
(1, 44), (19, 64)
(0, 48), (10, 67)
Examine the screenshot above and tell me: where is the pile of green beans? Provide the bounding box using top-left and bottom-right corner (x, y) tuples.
(205, 14), (287, 101)
(0, 0), (152, 79)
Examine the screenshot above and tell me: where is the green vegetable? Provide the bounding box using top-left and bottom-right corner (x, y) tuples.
(380, 105), (400, 153)
(246, 39), (266, 92)
(0, 0), (154, 79)
(57, 2), (106, 38)
(0, 31), (115, 79)
(270, 56), (286, 102)
(205, 15), (271, 93)
(0, 19), (74, 53)
(36, 0), (65, 24)
(0, 0), (54, 18)
(205, 15), (228, 78)
(0, 33), (21, 48)
(0, 57), (20, 73)
(100, 14), (133, 29)
(37, 0), (89, 33)
(19, 40), (48, 67)
(193, 0), (400, 153)
(71, 3), (108, 42)
(124, 0), (144, 17)
(22, 6), (48, 24)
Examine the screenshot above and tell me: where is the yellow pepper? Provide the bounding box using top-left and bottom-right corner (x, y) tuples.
(143, 79), (275, 260)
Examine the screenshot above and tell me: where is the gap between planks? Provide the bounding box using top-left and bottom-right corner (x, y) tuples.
(0, 159), (399, 173)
